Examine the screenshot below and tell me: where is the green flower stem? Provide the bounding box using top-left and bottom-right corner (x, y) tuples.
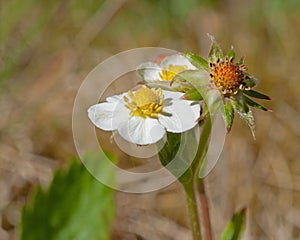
(183, 182), (202, 240)
(182, 115), (213, 240)
(195, 115), (213, 240)
(161, 114), (214, 240)
(193, 115), (213, 240)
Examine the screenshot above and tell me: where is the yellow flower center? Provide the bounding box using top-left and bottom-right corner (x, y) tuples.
(159, 64), (188, 81)
(123, 86), (164, 119)
(210, 58), (245, 96)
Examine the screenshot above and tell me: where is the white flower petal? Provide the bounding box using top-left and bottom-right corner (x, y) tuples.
(159, 100), (200, 133)
(160, 54), (197, 70)
(162, 90), (184, 100)
(190, 103), (201, 119)
(88, 102), (129, 131)
(118, 117), (166, 145)
(137, 62), (161, 82)
(106, 92), (127, 103)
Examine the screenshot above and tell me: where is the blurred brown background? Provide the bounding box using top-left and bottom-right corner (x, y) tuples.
(1, 0), (300, 239)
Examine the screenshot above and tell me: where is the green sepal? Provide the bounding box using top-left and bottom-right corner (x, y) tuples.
(173, 70), (222, 116)
(227, 48), (236, 60)
(172, 69), (210, 89)
(208, 34), (224, 63)
(196, 103), (209, 123)
(158, 132), (181, 167)
(146, 80), (181, 91)
(183, 87), (203, 101)
(221, 100), (235, 133)
(185, 52), (209, 70)
(244, 95), (270, 111)
(221, 208), (247, 240)
(237, 56), (245, 66)
(243, 74), (257, 88)
(243, 89), (271, 100)
(232, 93), (256, 138)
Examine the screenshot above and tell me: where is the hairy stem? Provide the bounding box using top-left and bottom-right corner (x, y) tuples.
(193, 115), (213, 240)
(198, 178), (213, 240)
(183, 182), (202, 240)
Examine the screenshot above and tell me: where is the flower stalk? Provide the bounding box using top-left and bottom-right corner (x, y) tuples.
(183, 181), (202, 240)
(183, 114), (213, 240)
(197, 178), (213, 240)
(193, 115), (213, 240)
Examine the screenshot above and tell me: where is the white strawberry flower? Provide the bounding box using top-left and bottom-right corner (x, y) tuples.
(88, 86), (200, 145)
(137, 54), (197, 90)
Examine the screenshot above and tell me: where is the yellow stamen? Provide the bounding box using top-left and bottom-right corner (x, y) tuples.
(123, 86), (164, 119)
(159, 64), (187, 81)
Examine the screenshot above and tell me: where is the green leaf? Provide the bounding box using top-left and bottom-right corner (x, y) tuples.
(185, 52), (209, 70)
(243, 89), (271, 100)
(244, 95), (270, 111)
(208, 34), (224, 63)
(221, 208), (247, 240)
(221, 100), (235, 133)
(231, 93), (256, 138)
(158, 129), (198, 184)
(21, 153), (116, 240)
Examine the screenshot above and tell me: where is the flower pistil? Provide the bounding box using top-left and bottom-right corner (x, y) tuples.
(209, 56), (248, 96)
